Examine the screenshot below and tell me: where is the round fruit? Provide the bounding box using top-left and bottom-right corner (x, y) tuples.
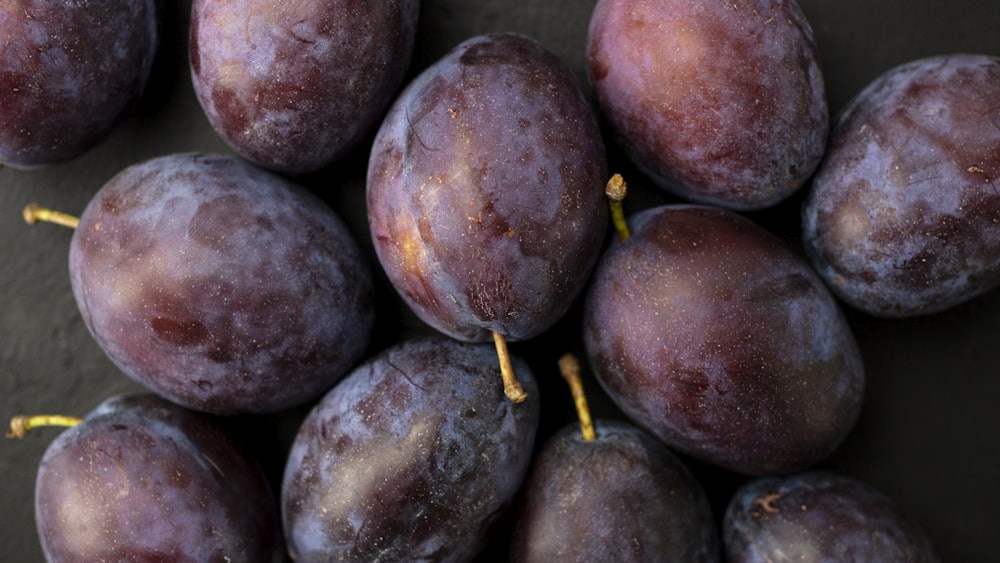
(281, 336), (540, 562)
(802, 53), (1000, 317)
(190, 0), (420, 173)
(367, 32), (608, 345)
(587, 0), (827, 210)
(34, 394), (284, 562)
(511, 420), (720, 562)
(583, 204), (864, 475)
(0, 0), (158, 168)
(724, 470), (941, 562)
(69, 152), (375, 414)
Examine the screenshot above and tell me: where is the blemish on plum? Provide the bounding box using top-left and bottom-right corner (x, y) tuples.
(151, 317), (210, 347)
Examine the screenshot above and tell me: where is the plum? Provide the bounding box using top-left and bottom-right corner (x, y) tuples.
(724, 470), (941, 562)
(367, 33), (608, 398)
(68, 152), (375, 414)
(511, 421), (721, 562)
(190, 0), (420, 174)
(28, 393), (284, 562)
(802, 53), (1000, 317)
(587, 0), (828, 210)
(280, 336), (540, 562)
(583, 204), (864, 475)
(0, 0), (158, 168)
(510, 355), (720, 562)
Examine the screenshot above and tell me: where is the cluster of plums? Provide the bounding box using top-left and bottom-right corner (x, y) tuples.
(5, 0), (998, 561)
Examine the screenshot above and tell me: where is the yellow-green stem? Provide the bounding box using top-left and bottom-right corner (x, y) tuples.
(558, 353), (595, 441)
(7, 415), (83, 439)
(606, 173), (630, 242)
(23, 203), (80, 229)
(493, 331), (527, 403)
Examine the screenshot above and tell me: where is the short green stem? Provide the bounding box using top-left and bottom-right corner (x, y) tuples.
(23, 203), (80, 229)
(559, 353), (595, 441)
(494, 331), (527, 403)
(606, 174), (630, 241)
(7, 415), (83, 439)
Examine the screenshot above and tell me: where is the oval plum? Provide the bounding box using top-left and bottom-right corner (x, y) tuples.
(583, 205), (864, 476)
(0, 0), (158, 168)
(190, 0), (420, 173)
(34, 394), (284, 562)
(280, 336), (540, 562)
(367, 33), (608, 344)
(724, 471), (941, 562)
(802, 54), (1000, 317)
(587, 0), (828, 210)
(510, 420), (721, 562)
(69, 153), (375, 414)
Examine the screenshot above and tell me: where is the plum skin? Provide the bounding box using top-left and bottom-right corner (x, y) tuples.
(280, 337), (540, 562)
(69, 153), (375, 415)
(802, 54), (1000, 317)
(190, 0), (420, 174)
(587, 0), (828, 210)
(367, 32), (608, 343)
(724, 471), (941, 562)
(510, 420), (721, 562)
(0, 0), (158, 168)
(583, 205), (864, 476)
(34, 394), (284, 563)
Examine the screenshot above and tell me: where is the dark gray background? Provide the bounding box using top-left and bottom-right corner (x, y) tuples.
(2, 1), (998, 561)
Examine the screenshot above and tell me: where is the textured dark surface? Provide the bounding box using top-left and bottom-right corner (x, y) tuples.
(2, 1), (999, 562)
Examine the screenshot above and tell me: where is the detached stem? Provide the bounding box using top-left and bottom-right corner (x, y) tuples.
(7, 415), (83, 439)
(606, 173), (630, 241)
(23, 203), (80, 229)
(493, 331), (527, 403)
(558, 353), (596, 441)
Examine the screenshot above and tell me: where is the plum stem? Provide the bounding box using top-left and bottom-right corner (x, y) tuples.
(606, 174), (630, 241)
(493, 331), (527, 403)
(23, 203), (80, 229)
(7, 415), (83, 439)
(558, 353), (595, 441)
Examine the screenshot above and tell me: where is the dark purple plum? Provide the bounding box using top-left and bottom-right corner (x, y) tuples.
(510, 419), (720, 562)
(802, 54), (1000, 317)
(32, 393), (284, 562)
(190, 0), (420, 174)
(724, 470), (941, 562)
(587, 0), (827, 210)
(280, 337), (540, 562)
(583, 204), (864, 476)
(367, 33), (608, 346)
(69, 152), (375, 414)
(0, 0), (158, 168)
